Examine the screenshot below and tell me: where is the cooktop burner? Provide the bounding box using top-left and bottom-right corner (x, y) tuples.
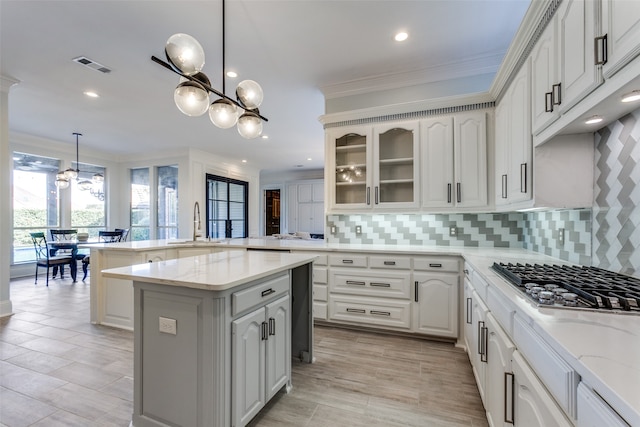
(491, 263), (640, 313)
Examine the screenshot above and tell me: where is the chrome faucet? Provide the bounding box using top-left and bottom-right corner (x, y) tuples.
(193, 201), (202, 241)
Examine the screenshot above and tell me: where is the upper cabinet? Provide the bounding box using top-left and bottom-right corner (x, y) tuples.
(602, 0), (640, 78)
(327, 122), (419, 212)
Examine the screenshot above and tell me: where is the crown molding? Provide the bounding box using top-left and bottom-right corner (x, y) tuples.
(0, 75), (20, 93)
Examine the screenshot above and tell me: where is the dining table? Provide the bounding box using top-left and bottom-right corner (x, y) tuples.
(48, 240), (81, 281)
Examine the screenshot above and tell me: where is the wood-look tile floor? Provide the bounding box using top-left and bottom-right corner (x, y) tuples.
(1, 276), (488, 427)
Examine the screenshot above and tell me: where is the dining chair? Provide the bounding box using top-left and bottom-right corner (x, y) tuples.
(49, 229), (82, 278)
(30, 232), (74, 286)
(81, 230), (125, 280)
(115, 228), (130, 242)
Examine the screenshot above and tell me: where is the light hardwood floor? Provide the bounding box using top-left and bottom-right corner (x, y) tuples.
(1, 276), (488, 427)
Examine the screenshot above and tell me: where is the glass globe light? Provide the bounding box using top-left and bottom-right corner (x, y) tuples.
(209, 99), (238, 129)
(236, 80), (264, 109)
(174, 81), (210, 116)
(92, 173), (104, 183)
(63, 168), (78, 180)
(165, 33), (205, 76)
(237, 112), (263, 139)
(55, 174), (70, 189)
(78, 179), (93, 191)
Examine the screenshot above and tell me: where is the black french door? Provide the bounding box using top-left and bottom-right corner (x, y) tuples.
(206, 174), (249, 239)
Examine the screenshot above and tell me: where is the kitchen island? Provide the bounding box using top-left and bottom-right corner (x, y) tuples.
(102, 250), (316, 427)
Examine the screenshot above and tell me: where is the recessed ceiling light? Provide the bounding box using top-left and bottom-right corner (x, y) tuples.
(395, 32), (408, 42)
(226, 71), (237, 78)
(307, 157), (312, 161)
(621, 90), (640, 103)
(241, 159), (247, 163)
(261, 135), (269, 139)
(84, 91), (99, 98)
(585, 115), (603, 125)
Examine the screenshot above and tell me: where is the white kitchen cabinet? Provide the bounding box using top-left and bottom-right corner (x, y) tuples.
(511, 350), (573, 427)
(465, 287), (489, 404)
(602, 0), (640, 78)
(557, 0), (603, 113)
(577, 382), (629, 427)
(421, 112), (487, 209)
(327, 126), (371, 210)
(232, 294), (290, 427)
(287, 180), (324, 234)
(312, 254), (328, 320)
(531, 13), (560, 135)
(495, 62), (532, 207)
(484, 313), (516, 427)
(412, 272), (458, 338)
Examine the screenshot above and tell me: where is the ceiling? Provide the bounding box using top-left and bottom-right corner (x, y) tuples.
(0, 0), (531, 173)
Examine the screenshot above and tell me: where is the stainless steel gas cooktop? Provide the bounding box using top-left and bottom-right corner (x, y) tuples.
(492, 262), (640, 314)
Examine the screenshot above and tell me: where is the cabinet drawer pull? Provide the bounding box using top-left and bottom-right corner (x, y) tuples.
(261, 288), (276, 297)
(268, 317), (276, 336)
(261, 321), (268, 340)
(383, 261), (396, 266)
(370, 310), (391, 316)
(595, 34), (608, 65)
(370, 282), (391, 287)
(342, 259), (354, 264)
(504, 372), (515, 424)
(346, 308), (366, 314)
(480, 324), (488, 363)
(477, 320), (484, 356)
(552, 83), (562, 106)
(415, 281), (419, 302)
(466, 297), (472, 324)
(520, 163), (527, 193)
(346, 280), (366, 286)
(501, 174), (507, 199)
(545, 91), (554, 112)
(429, 263), (442, 268)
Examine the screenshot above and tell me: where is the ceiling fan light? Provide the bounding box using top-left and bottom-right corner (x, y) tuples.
(209, 99), (238, 129)
(165, 33), (205, 76)
(236, 80), (264, 109)
(621, 90), (640, 103)
(237, 112), (262, 139)
(174, 81), (210, 116)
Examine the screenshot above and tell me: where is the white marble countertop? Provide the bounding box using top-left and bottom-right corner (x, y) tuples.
(462, 251), (640, 426)
(101, 250), (316, 291)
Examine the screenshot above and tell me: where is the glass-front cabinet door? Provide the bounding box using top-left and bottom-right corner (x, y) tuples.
(373, 122), (419, 209)
(329, 126), (372, 210)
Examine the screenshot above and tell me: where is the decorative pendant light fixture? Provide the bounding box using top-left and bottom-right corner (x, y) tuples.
(152, 0), (267, 139)
(55, 133), (104, 191)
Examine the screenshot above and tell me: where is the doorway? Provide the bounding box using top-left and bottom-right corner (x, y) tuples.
(265, 189), (280, 236)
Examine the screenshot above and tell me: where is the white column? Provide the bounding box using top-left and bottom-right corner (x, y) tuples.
(0, 75), (19, 317)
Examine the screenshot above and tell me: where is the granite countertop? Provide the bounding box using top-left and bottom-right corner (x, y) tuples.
(101, 250), (316, 291)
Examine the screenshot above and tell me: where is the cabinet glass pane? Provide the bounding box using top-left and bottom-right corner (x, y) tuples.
(378, 128), (414, 203)
(335, 133), (367, 204)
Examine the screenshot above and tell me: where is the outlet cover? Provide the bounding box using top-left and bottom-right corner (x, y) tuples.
(330, 225), (337, 234)
(355, 225), (362, 235)
(159, 316), (177, 335)
(449, 226), (457, 236)
(558, 228), (565, 245)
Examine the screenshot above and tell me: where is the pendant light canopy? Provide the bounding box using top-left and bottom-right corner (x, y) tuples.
(151, 0), (267, 139)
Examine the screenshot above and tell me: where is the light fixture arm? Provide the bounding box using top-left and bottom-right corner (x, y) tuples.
(222, 0), (226, 95)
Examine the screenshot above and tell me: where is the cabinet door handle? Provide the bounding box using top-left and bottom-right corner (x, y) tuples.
(383, 261), (396, 266)
(346, 280), (366, 286)
(261, 321), (268, 340)
(481, 325), (488, 363)
(595, 34), (608, 65)
(466, 298), (472, 324)
(501, 174), (507, 199)
(447, 183), (452, 203)
(366, 186), (371, 205)
(504, 372), (515, 424)
(370, 310), (391, 316)
(456, 182), (461, 203)
(375, 186), (379, 204)
(268, 317), (276, 336)
(429, 263), (442, 268)
(520, 163), (527, 193)
(261, 288), (275, 297)
(370, 282), (391, 287)
(342, 259), (354, 264)
(477, 321), (485, 356)
(552, 83), (562, 106)
(544, 91), (554, 112)
(415, 281), (419, 302)
(346, 308), (365, 314)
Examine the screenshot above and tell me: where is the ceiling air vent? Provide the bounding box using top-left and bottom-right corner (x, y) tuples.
(72, 56), (112, 74)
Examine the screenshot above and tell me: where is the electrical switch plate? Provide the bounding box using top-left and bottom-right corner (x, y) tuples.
(355, 225), (362, 235)
(558, 228), (565, 245)
(159, 316), (177, 335)
(330, 225), (337, 234)
(449, 226), (457, 236)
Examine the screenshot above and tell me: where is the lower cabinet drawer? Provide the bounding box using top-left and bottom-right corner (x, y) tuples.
(232, 273), (290, 316)
(330, 271), (410, 299)
(313, 302), (327, 320)
(413, 256), (460, 273)
(329, 295), (411, 329)
(314, 284), (327, 302)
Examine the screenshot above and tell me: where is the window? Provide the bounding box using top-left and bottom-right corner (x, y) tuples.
(71, 163), (106, 239)
(157, 165), (178, 239)
(12, 152), (61, 263)
(130, 168), (150, 241)
(206, 174), (248, 238)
